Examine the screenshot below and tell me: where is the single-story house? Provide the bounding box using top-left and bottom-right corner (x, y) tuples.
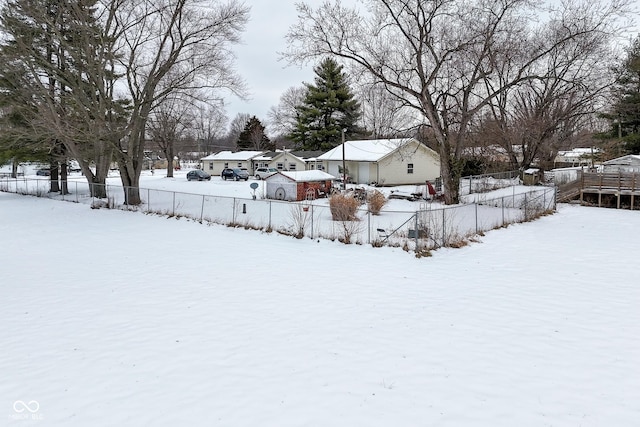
(317, 138), (440, 186)
(264, 170), (335, 201)
(602, 154), (640, 174)
(554, 148), (599, 168)
(200, 151), (264, 176)
(252, 150), (325, 172)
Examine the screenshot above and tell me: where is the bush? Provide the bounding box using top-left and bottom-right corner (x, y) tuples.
(329, 193), (359, 221)
(367, 190), (387, 215)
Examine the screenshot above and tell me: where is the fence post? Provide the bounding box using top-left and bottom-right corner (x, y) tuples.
(367, 210), (370, 244)
(172, 192), (176, 216)
(502, 197), (505, 225)
(201, 195), (205, 222)
(147, 188), (151, 213)
(475, 202), (478, 234)
(442, 208), (446, 247)
(415, 213), (419, 248)
(524, 193), (528, 220)
(269, 200), (272, 230)
(310, 204), (314, 239)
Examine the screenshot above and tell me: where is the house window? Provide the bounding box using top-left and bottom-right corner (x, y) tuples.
(276, 163), (284, 170)
(208, 162), (213, 170)
(289, 163), (296, 171)
(407, 163), (414, 174)
(224, 162), (228, 168)
(237, 162), (242, 168)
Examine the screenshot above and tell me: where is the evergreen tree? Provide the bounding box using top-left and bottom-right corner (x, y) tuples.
(609, 36), (640, 154)
(290, 58), (362, 151)
(237, 116), (273, 151)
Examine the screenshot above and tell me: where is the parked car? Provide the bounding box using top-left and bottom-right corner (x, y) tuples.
(36, 168), (50, 176)
(186, 170), (211, 181)
(254, 167), (278, 180)
(221, 168), (249, 181)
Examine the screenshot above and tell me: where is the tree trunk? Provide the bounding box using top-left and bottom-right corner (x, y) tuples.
(11, 159), (18, 178)
(117, 147), (143, 205)
(165, 144), (174, 178)
(440, 152), (461, 205)
(49, 160), (60, 193)
(60, 161), (69, 195)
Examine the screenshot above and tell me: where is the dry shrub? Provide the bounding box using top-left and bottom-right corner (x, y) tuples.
(367, 190), (387, 215)
(329, 193), (359, 221)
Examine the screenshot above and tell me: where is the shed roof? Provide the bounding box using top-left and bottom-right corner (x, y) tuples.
(318, 138), (419, 162)
(266, 170), (336, 182)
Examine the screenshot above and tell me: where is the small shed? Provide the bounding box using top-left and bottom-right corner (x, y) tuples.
(522, 168), (542, 185)
(265, 170), (335, 201)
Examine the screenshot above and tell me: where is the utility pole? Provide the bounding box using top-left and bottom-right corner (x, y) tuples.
(341, 129), (347, 190)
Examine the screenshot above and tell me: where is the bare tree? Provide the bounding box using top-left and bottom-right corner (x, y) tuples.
(111, 0), (249, 204)
(477, 16), (616, 170)
(284, 0), (628, 203)
(355, 78), (419, 138)
(226, 112), (251, 147)
(192, 102), (228, 154)
(147, 95), (195, 177)
(267, 85), (307, 138)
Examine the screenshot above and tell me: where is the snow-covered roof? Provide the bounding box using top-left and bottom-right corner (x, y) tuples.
(269, 170), (336, 182)
(318, 138), (419, 162)
(556, 148), (601, 158)
(201, 151), (264, 161)
(603, 154), (640, 165)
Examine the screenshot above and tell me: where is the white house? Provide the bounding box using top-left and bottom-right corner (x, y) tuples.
(602, 154), (640, 173)
(252, 150), (325, 172)
(317, 138), (440, 186)
(200, 151), (264, 176)
(554, 148), (599, 167)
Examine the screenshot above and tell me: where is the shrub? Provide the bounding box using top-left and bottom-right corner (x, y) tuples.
(367, 190), (387, 215)
(329, 193), (359, 221)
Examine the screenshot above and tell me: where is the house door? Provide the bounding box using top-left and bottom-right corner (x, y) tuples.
(358, 162), (370, 185)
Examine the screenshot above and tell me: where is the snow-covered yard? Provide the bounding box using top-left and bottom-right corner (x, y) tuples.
(1, 167), (555, 250)
(1, 191), (639, 426)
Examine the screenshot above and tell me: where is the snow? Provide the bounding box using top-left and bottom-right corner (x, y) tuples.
(1, 186), (640, 426)
(279, 170), (336, 182)
(318, 138), (416, 162)
(200, 150), (265, 161)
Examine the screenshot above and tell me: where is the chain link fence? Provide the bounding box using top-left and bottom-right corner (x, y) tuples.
(1, 176), (556, 253)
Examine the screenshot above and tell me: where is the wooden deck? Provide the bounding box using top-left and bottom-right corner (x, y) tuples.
(578, 172), (640, 210)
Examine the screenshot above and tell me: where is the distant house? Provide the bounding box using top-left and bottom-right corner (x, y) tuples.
(554, 148), (599, 168)
(317, 138), (440, 186)
(200, 151), (264, 176)
(252, 150), (325, 172)
(602, 155), (640, 174)
(264, 170), (335, 201)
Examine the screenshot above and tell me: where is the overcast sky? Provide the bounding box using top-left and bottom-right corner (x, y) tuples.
(224, 2), (309, 123)
(224, 1), (359, 125)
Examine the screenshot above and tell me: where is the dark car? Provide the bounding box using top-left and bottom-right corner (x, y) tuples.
(36, 168), (50, 176)
(221, 168), (249, 181)
(186, 170), (211, 181)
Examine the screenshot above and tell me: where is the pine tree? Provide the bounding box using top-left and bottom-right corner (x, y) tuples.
(610, 36), (640, 154)
(290, 58), (362, 151)
(237, 116), (273, 151)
